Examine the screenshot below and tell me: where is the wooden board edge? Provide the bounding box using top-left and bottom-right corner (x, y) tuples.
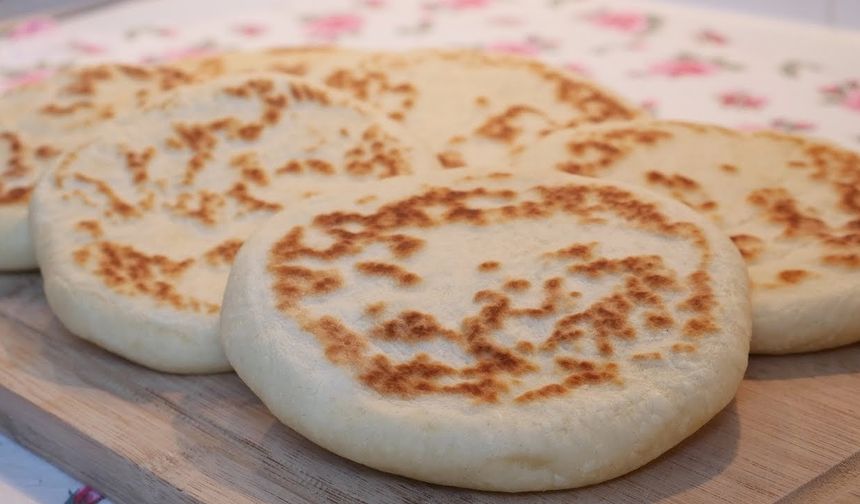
(0, 385), (196, 504)
(779, 450), (860, 504)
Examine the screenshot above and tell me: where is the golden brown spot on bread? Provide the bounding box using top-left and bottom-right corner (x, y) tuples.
(821, 254), (860, 268)
(271, 265), (344, 310)
(384, 234), (424, 258)
(516, 358), (619, 403)
(164, 190), (224, 226)
(323, 68), (416, 122)
(72, 173), (139, 218)
(747, 187), (827, 238)
(310, 316), (367, 364)
(364, 301), (386, 317)
(170, 78), (291, 185)
(504, 279), (531, 291)
(74, 241), (216, 313)
(437, 150), (466, 169)
(122, 146), (155, 185)
(730, 234), (764, 261)
(355, 261), (421, 286)
(117, 64), (151, 79)
(62, 66), (113, 95)
(546, 242), (595, 260)
(645, 171), (699, 191)
(778, 269), (811, 284)
(720, 163), (738, 173)
(268, 179), (716, 403)
(475, 105), (544, 144)
(39, 101), (93, 115)
(515, 383), (567, 403)
(371, 311), (455, 343)
(1, 131), (29, 179)
(515, 341), (535, 354)
(631, 352), (662, 361)
(0, 185), (31, 205)
(35, 145), (61, 159)
(237, 124), (264, 141)
(343, 125), (412, 178)
(274, 158), (335, 176)
(558, 129), (672, 176)
(225, 182), (283, 213)
(275, 160), (302, 175)
(683, 316), (718, 338)
(204, 239), (243, 266)
(478, 261), (501, 272)
(72, 248), (90, 265)
(360, 354), (487, 400)
(75, 220), (103, 238)
(230, 152), (270, 185)
(672, 342), (697, 353)
(645, 312), (674, 329)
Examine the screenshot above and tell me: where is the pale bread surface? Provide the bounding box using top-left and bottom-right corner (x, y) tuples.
(30, 73), (436, 373)
(221, 169), (750, 491)
(4, 47), (640, 270)
(0, 63), (218, 270)
(181, 47), (644, 169)
(513, 120), (860, 353)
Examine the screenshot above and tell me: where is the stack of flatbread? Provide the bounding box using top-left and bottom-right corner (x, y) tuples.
(2, 46), (858, 492)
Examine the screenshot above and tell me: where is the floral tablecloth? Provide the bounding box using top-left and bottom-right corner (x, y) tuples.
(0, 0), (858, 502)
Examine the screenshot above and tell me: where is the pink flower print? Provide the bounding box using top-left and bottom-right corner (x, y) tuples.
(650, 57), (716, 77)
(719, 91), (767, 109)
(640, 99), (658, 115)
(65, 486), (103, 504)
(590, 11), (649, 33)
(821, 80), (860, 112)
(1, 68), (54, 92)
(234, 23), (267, 37)
(844, 89), (860, 111)
(771, 118), (815, 133)
(486, 41), (541, 57)
(7, 17), (56, 40)
(697, 29), (728, 45)
(68, 40), (106, 55)
(305, 14), (363, 40)
(442, 0), (491, 9)
(564, 62), (590, 76)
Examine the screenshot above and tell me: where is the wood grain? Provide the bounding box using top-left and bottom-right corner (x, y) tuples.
(0, 274), (858, 503)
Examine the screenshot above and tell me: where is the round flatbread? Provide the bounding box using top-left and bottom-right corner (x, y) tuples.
(220, 169), (750, 491)
(0, 63), (218, 270)
(513, 120), (860, 354)
(6, 47), (641, 271)
(30, 73), (437, 373)
(182, 47), (644, 169)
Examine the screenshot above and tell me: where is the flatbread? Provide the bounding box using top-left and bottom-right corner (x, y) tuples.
(30, 73), (437, 373)
(220, 169), (750, 491)
(512, 120), (860, 354)
(5, 47), (641, 271)
(0, 63), (218, 270)
(182, 47), (644, 169)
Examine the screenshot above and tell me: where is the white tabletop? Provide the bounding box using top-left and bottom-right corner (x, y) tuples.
(0, 434), (108, 503)
(0, 0), (858, 502)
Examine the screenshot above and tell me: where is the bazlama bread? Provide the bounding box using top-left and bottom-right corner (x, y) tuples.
(513, 120), (860, 353)
(30, 73), (437, 372)
(220, 168), (750, 491)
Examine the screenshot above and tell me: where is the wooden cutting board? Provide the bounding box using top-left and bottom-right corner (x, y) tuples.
(0, 273), (858, 504)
